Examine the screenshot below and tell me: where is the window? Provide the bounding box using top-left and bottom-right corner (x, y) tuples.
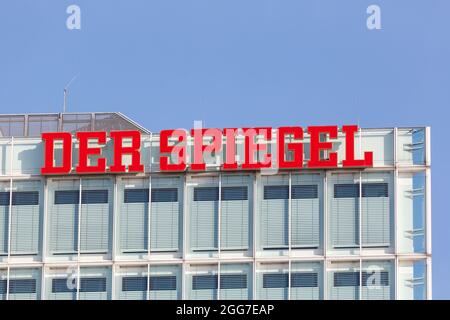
(290, 262), (322, 300)
(220, 181), (250, 251)
(122, 277), (147, 292)
(291, 183), (320, 248)
(120, 178), (181, 254)
(190, 185), (219, 252)
(150, 276), (177, 291)
(120, 186), (148, 254)
(261, 175), (321, 250)
(7, 268), (41, 300)
(79, 181), (112, 254)
(261, 185), (289, 249)
(193, 275), (218, 290)
(52, 279), (76, 293)
(11, 191), (40, 254)
(78, 267), (111, 300)
(49, 179), (112, 255)
(330, 178), (391, 249)
(149, 265), (180, 300)
(291, 273), (318, 288)
(151, 187), (180, 252)
(263, 274), (288, 288)
(79, 278), (107, 292)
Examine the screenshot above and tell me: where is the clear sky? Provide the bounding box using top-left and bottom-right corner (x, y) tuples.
(0, 0), (448, 298)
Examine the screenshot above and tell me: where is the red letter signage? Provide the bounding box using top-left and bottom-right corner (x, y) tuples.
(342, 125), (373, 167)
(242, 127), (272, 169)
(307, 126), (338, 168)
(76, 131), (107, 173)
(278, 126), (303, 169)
(160, 129), (187, 171)
(191, 128), (222, 171)
(109, 130), (144, 173)
(41, 132), (72, 174)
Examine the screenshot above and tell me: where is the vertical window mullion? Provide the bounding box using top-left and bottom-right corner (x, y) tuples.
(359, 172), (362, 300)
(76, 178), (82, 300)
(217, 174), (222, 300)
(288, 173), (292, 300)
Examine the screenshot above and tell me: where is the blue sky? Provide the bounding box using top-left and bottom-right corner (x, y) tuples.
(0, 1), (449, 298)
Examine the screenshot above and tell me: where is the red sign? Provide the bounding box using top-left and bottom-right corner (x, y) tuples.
(40, 125), (373, 175)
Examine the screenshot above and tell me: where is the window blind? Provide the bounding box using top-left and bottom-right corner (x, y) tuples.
(151, 188), (179, 252)
(261, 186), (289, 249)
(221, 186), (249, 250)
(190, 187), (218, 251)
(291, 185), (319, 248)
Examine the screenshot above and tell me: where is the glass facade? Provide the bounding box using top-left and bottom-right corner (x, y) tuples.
(0, 118), (431, 300)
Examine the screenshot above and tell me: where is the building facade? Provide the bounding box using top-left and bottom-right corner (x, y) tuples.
(0, 113), (431, 300)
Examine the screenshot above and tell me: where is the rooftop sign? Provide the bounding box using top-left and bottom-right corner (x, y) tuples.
(40, 125), (373, 175)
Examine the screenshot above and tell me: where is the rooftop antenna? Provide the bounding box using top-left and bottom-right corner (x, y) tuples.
(63, 75), (78, 113)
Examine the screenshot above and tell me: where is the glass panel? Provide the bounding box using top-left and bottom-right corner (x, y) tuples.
(221, 175), (251, 252)
(361, 260), (393, 300)
(328, 173), (360, 255)
(187, 264), (218, 300)
(397, 128), (426, 166)
(397, 171), (426, 253)
(151, 177), (181, 252)
(0, 115), (25, 137)
(8, 268), (41, 300)
(116, 266), (147, 300)
(78, 267), (111, 300)
(118, 178), (149, 255)
(220, 263), (251, 300)
(46, 267), (77, 300)
(0, 182), (9, 258)
(149, 265), (180, 300)
(291, 174), (322, 249)
(188, 177), (219, 255)
(80, 179), (113, 254)
(398, 260), (427, 300)
(27, 115), (59, 136)
(256, 263), (288, 300)
(290, 262), (322, 300)
(258, 175), (289, 252)
(47, 179), (79, 256)
(361, 172), (393, 249)
(11, 138), (43, 175)
(356, 129), (394, 167)
(62, 114), (92, 133)
(327, 261), (360, 300)
(10, 180), (42, 255)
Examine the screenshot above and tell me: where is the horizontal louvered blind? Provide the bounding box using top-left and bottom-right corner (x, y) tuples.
(8, 269), (40, 300)
(0, 205), (7, 255)
(151, 188), (179, 252)
(221, 186), (249, 250)
(259, 272), (289, 300)
(121, 188), (148, 253)
(190, 187), (218, 251)
(150, 276), (177, 291)
(149, 265), (179, 300)
(263, 273), (288, 288)
(10, 191), (40, 255)
(122, 277), (147, 292)
(261, 186), (288, 249)
(50, 190), (79, 254)
(80, 189), (111, 253)
(52, 279), (76, 293)
(331, 184), (359, 248)
(291, 273), (318, 287)
(331, 271), (359, 300)
(361, 183), (390, 247)
(190, 274), (218, 300)
(291, 185), (319, 248)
